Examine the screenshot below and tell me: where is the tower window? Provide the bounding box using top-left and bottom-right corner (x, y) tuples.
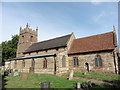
(62, 55), (66, 67)
(30, 36), (33, 42)
(95, 55), (102, 67)
(74, 57), (79, 66)
(43, 58), (47, 68)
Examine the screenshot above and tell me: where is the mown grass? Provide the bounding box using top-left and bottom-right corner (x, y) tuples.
(3, 72), (117, 88)
(4, 72), (86, 88)
(74, 72), (120, 81)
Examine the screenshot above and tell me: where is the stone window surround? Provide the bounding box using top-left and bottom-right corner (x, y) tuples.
(22, 60), (25, 68)
(31, 59), (35, 68)
(43, 58), (47, 69)
(95, 55), (102, 67)
(62, 55), (66, 67)
(73, 57), (79, 66)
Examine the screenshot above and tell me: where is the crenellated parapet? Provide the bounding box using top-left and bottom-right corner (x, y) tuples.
(16, 23), (38, 57)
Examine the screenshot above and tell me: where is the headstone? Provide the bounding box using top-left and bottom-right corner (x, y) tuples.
(40, 82), (51, 88)
(87, 81), (92, 87)
(77, 82), (81, 89)
(10, 69), (13, 73)
(68, 69), (74, 80)
(81, 82), (88, 89)
(29, 67), (34, 73)
(13, 72), (19, 77)
(21, 74), (28, 79)
(4, 71), (9, 77)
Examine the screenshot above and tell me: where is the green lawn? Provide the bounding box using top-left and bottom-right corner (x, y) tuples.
(4, 72), (86, 88)
(3, 72), (118, 88)
(74, 72), (120, 81)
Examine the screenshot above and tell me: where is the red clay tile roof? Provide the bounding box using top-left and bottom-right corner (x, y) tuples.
(68, 32), (115, 54)
(24, 34), (72, 54)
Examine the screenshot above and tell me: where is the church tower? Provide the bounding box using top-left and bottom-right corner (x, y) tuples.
(16, 23), (38, 57)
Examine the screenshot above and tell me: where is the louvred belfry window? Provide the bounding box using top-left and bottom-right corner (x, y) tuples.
(95, 55), (102, 67)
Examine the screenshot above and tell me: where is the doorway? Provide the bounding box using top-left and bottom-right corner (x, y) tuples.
(85, 62), (89, 72)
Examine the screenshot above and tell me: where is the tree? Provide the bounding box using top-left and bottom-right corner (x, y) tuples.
(2, 34), (19, 62)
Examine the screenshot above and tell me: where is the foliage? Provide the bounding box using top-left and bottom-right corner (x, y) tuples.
(2, 34), (19, 62)
(74, 72), (120, 81)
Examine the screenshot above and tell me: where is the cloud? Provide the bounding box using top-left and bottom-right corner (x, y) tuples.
(91, 0), (102, 5)
(91, 0), (118, 5)
(92, 11), (107, 23)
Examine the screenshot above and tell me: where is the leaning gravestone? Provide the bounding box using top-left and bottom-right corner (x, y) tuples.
(68, 69), (74, 80)
(13, 72), (19, 77)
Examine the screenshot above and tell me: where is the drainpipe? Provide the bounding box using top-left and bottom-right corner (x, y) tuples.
(113, 51), (117, 74)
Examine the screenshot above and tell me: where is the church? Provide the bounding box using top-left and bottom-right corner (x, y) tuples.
(5, 24), (119, 75)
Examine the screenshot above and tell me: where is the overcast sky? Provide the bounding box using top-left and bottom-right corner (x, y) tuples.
(1, 2), (118, 46)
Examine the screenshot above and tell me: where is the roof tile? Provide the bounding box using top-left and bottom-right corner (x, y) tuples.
(68, 32), (115, 54)
(24, 34), (72, 53)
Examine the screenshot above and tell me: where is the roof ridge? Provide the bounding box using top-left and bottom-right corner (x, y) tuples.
(75, 31), (113, 40)
(33, 33), (72, 44)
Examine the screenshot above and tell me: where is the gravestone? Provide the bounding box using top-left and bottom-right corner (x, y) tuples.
(4, 71), (9, 77)
(81, 82), (89, 89)
(29, 67), (34, 73)
(13, 72), (19, 77)
(68, 69), (74, 80)
(21, 74), (28, 79)
(40, 82), (51, 88)
(77, 82), (81, 89)
(87, 81), (92, 87)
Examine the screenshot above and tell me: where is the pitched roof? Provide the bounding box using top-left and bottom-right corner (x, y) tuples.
(24, 34), (72, 54)
(68, 32), (115, 54)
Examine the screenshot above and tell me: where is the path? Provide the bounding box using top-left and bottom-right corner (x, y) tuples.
(73, 76), (113, 86)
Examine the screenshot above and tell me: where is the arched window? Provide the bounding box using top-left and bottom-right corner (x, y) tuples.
(74, 57), (79, 66)
(95, 55), (102, 67)
(31, 59), (35, 68)
(14, 60), (17, 68)
(43, 58), (47, 68)
(22, 60), (25, 68)
(62, 55), (66, 67)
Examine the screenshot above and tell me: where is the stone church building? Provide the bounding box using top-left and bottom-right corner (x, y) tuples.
(5, 24), (119, 75)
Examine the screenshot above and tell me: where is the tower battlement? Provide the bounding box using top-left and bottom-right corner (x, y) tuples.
(16, 23), (38, 57)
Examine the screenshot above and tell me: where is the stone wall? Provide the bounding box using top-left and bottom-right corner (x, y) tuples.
(56, 51), (69, 75)
(34, 56), (55, 74)
(10, 56), (55, 74)
(68, 51), (117, 74)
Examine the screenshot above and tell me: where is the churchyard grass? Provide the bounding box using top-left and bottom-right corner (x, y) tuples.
(4, 72), (85, 88)
(3, 72), (115, 88)
(74, 72), (120, 81)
